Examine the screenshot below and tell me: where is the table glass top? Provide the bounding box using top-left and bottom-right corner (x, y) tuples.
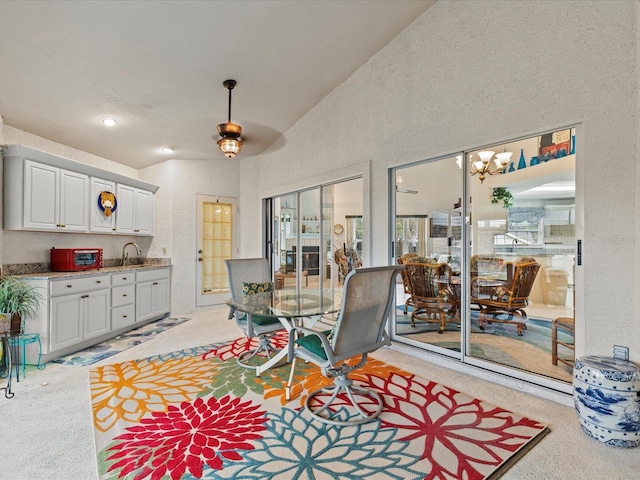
(227, 288), (340, 318)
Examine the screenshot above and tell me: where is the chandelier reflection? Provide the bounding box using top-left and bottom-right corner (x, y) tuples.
(469, 150), (512, 183)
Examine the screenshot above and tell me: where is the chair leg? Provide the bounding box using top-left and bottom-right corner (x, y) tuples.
(304, 374), (384, 426)
(237, 334), (281, 369)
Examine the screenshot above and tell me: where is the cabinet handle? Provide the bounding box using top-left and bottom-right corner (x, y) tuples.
(67, 284), (73, 288)
(81, 294), (89, 299)
(134, 229), (140, 232)
(123, 294), (128, 297)
(123, 277), (128, 280)
(123, 315), (128, 318)
(153, 282), (159, 285)
(60, 224), (66, 228)
(96, 280), (101, 283)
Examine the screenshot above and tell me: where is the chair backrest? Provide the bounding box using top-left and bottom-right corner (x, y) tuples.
(404, 262), (451, 300)
(510, 261), (540, 301)
(470, 255), (504, 278)
(331, 265), (402, 362)
(224, 258), (270, 299)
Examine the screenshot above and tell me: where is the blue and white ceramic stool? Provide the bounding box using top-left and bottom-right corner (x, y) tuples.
(573, 356), (640, 448)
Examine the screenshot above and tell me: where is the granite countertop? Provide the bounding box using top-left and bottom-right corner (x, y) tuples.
(11, 264), (171, 280)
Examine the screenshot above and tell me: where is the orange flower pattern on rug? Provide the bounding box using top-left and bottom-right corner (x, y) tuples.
(91, 356), (214, 433)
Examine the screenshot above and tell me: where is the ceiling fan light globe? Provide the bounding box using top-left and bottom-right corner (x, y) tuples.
(217, 137), (242, 157)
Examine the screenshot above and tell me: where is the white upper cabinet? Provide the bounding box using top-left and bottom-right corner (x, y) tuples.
(115, 184), (154, 235)
(3, 145), (158, 235)
(59, 168), (90, 231)
(21, 160), (89, 231)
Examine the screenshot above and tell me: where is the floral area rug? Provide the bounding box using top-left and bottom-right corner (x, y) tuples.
(51, 317), (190, 366)
(89, 333), (548, 479)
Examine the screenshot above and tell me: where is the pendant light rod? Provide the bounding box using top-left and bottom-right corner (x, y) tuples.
(223, 79), (236, 123)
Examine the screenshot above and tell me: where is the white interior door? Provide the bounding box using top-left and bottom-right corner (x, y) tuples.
(196, 195), (237, 307)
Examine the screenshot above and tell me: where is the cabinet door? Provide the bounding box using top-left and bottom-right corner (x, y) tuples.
(59, 169), (90, 231)
(90, 177), (116, 233)
(84, 288), (111, 339)
(136, 281), (154, 323)
(134, 188), (153, 235)
(23, 160), (59, 230)
(153, 278), (170, 316)
(115, 184), (136, 234)
(50, 293), (83, 351)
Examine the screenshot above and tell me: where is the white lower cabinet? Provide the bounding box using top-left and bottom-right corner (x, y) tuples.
(136, 268), (171, 323)
(50, 275), (111, 352)
(111, 272), (136, 330)
(25, 266), (171, 363)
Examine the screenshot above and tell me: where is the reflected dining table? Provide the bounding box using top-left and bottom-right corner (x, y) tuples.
(226, 287), (341, 377)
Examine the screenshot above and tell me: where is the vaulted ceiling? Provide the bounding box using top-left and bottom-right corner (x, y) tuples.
(0, 0), (435, 169)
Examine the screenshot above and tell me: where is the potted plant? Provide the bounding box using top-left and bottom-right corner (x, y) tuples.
(0, 277), (44, 336)
(491, 187), (513, 209)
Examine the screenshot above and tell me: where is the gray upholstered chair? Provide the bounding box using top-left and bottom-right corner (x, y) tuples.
(285, 265), (402, 426)
(225, 258), (285, 369)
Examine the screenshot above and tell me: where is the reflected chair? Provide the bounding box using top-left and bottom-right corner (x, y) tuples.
(551, 317), (575, 366)
(286, 265), (402, 426)
(404, 262), (460, 333)
(225, 258), (285, 369)
(552, 271), (575, 366)
(333, 249), (350, 284)
(472, 259), (540, 336)
(397, 252), (419, 314)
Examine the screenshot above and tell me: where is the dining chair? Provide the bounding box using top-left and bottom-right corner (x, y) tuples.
(396, 252), (420, 314)
(404, 261), (460, 333)
(224, 258), (285, 369)
(285, 265), (403, 426)
(471, 259), (540, 336)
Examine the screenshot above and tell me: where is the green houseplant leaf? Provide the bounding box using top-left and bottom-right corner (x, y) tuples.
(0, 277), (44, 335)
(491, 187), (513, 209)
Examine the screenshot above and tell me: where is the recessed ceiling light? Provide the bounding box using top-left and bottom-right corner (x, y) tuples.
(99, 116), (119, 127)
(159, 147), (175, 154)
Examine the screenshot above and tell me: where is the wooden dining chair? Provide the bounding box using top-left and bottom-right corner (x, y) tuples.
(404, 262), (460, 333)
(472, 259), (540, 336)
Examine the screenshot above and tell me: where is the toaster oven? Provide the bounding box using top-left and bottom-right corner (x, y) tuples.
(50, 248), (103, 272)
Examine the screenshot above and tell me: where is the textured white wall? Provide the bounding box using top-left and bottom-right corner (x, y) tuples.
(143, 159), (240, 315)
(239, 1), (640, 362)
(3, 125), (139, 178)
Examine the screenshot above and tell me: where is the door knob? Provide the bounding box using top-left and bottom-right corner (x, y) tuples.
(198, 258), (203, 262)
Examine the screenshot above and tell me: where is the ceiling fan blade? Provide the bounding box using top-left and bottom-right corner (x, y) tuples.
(396, 187), (418, 194)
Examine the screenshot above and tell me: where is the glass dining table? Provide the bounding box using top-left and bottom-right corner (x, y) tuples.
(226, 287), (341, 376)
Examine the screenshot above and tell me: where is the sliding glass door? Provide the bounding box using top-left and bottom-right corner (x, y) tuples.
(269, 177), (363, 299)
(392, 127), (577, 392)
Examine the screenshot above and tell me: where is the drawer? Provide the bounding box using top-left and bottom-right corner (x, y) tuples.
(112, 272), (135, 286)
(112, 284), (135, 308)
(111, 304), (136, 330)
(136, 267), (171, 283)
(51, 274), (111, 296)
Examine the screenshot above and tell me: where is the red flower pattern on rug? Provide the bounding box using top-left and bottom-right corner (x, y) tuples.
(104, 395), (268, 479)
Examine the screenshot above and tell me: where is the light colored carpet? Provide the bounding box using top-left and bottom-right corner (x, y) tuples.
(0, 306), (637, 479)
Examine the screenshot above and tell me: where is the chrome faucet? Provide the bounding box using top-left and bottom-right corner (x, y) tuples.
(122, 242), (141, 266)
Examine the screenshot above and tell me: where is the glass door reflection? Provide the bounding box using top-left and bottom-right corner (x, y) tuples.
(393, 157), (463, 357)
